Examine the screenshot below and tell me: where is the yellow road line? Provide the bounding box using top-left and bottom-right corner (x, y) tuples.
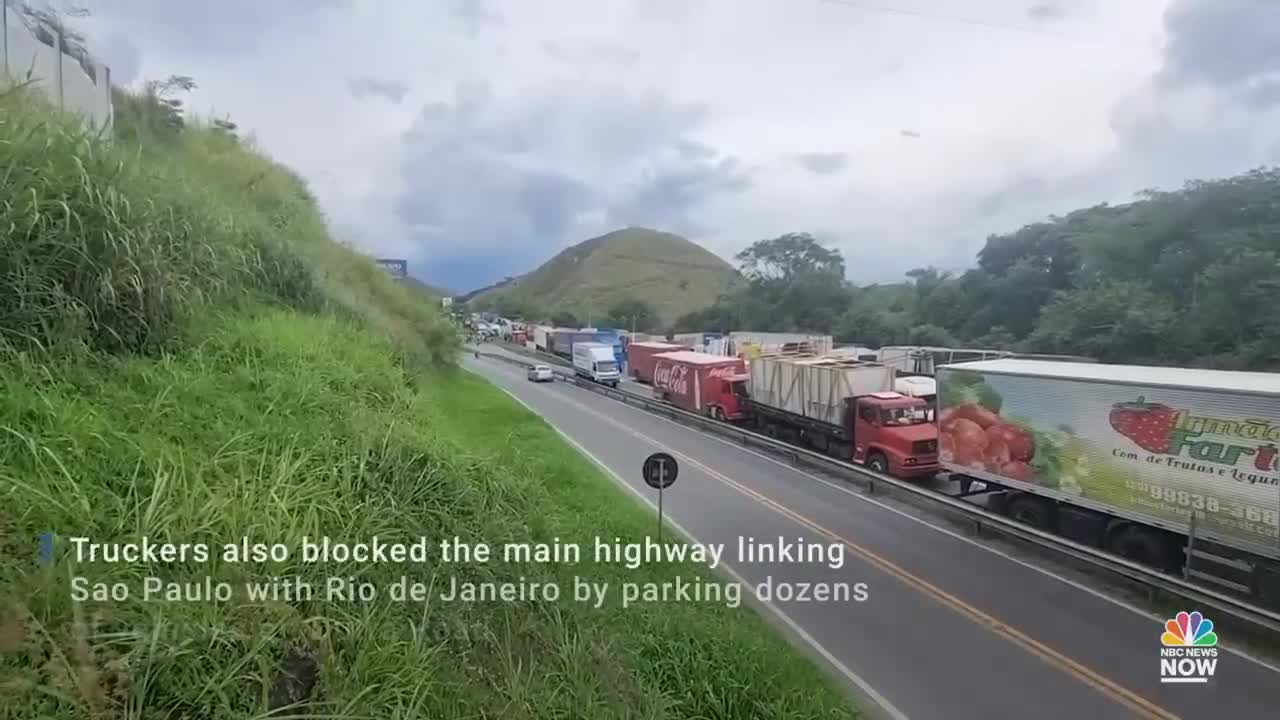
(548, 383), (1180, 720)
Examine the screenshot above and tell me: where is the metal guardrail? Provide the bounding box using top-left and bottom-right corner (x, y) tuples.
(475, 349), (1280, 637)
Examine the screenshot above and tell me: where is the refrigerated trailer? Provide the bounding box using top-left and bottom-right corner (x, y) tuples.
(652, 352), (747, 420)
(937, 358), (1280, 604)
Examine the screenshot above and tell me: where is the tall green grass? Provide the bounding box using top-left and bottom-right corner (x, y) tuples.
(0, 86), (858, 718)
(0, 85), (455, 363)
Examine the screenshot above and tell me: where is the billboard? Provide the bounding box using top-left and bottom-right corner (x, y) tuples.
(376, 258), (408, 277)
(937, 368), (1280, 556)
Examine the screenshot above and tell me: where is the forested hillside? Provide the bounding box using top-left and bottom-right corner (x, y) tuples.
(677, 168), (1280, 371)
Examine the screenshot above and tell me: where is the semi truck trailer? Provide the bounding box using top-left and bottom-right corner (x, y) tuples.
(651, 352), (748, 420)
(938, 358), (1280, 603)
(734, 352), (939, 478)
(629, 341), (692, 383)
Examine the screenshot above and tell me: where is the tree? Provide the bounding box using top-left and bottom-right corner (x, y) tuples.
(143, 74), (198, 132)
(605, 297), (659, 333)
(735, 232), (846, 282)
(1029, 281), (1178, 362)
(667, 166), (1280, 369)
(905, 323), (958, 347)
(550, 310), (580, 328)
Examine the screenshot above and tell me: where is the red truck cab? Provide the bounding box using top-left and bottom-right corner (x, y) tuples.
(848, 392), (939, 478)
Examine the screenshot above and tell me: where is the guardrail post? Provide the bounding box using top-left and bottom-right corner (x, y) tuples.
(1183, 511), (1198, 581)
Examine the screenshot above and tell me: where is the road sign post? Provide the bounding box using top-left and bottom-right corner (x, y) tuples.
(642, 452), (679, 544)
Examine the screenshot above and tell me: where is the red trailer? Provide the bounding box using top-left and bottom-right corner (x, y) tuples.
(652, 351), (748, 421)
(628, 341), (691, 383)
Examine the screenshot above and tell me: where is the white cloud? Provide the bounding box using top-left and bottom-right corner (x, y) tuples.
(74, 0), (1280, 290)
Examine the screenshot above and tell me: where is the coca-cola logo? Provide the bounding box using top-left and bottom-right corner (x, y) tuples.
(654, 363), (690, 396)
(707, 365), (739, 379)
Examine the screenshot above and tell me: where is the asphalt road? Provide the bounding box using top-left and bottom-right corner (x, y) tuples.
(465, 349), (1280, 720)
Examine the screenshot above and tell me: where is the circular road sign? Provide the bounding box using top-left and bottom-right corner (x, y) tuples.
(642, 452), (679, 490)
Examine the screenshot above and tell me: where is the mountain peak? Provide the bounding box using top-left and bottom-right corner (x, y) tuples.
(465, 228), (739, 325)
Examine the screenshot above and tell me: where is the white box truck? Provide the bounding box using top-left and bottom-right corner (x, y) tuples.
(573, 342), (620, 387)
(937, 358), (1280, 605)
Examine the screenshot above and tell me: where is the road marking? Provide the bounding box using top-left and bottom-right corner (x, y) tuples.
(475, 359), (1182, 720)
(474, 369), (911, 720)
(484, 350), (1280, 677)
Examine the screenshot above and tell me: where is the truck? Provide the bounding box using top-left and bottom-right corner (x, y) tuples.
(937, 358), (1280, 603)
(894, 375), (937, 412)
(670, 332), (720, 352)
(736, 352), (939, 478)
(629, 342), (692, 383)
(572, 342), (621, 387)
(877, 346), (1009, 376)
(532, 325), (551, 351)
(877, 345), (1098, 377)
(730, 332), (833, 358)
(651, 351), (748, 420)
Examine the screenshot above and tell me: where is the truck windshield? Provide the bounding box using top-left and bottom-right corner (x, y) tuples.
(880, 406), (930, 426)
(598, 361), (618, 372)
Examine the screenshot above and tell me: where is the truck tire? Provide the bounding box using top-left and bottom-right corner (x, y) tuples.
(1006, 493), (1054, 532)
(1110, 525), (1176, 572)
(866, 453), (889, 475)
(712, 406), (726, 422)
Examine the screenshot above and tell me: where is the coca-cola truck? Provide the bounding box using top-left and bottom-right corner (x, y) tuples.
(652, 352), (748, 421)
(734, 353), (939, 479)
(629, 342), (692, 383)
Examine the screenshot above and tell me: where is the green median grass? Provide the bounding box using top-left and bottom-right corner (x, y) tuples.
(0, 85), (858, 718)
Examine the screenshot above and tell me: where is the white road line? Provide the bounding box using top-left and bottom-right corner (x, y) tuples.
(470, 364), (912, 720)
(476, 353), (1280, 676)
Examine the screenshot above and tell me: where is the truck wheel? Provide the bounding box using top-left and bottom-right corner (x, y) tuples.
(1110, 525), (1175, 572)
(867, 453), (889, 475)
(712, 406), (726, 421)
(1006, 494), (1054, 532)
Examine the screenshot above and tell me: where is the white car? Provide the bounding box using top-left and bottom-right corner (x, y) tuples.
(527, 365), (554, 383)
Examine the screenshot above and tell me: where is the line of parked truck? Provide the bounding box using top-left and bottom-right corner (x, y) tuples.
(620, 340), (1280, 608)
(494, 318), (1279, 605)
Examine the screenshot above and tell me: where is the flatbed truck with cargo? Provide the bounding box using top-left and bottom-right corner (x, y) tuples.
(937, 358), (1280, 605)
(730, 352), (939, 479)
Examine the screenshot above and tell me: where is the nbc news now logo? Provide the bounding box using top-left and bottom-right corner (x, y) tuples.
(1160, 610), (1218, 684)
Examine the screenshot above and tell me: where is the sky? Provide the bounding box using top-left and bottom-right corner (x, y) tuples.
(70, 0), (1280, 292)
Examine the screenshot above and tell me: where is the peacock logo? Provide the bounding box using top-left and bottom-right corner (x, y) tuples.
(1161, 610), (1217, 647)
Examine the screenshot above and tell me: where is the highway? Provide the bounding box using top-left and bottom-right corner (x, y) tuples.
(465, 349), (1280, 720)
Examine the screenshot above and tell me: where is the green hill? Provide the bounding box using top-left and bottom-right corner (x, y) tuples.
(398, 274), (454, 298)
(470, 227), (740, 326)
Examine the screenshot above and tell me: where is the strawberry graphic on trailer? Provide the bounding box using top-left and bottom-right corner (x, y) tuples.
(1108, 397), (1179, 453)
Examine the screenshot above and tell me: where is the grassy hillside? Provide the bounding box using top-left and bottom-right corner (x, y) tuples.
(398, 274), (454, 299)
(0, 85), (857, 718)
(471, 227), (740, 326)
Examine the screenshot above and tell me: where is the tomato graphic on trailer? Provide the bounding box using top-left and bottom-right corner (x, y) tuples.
(1109, 397), (1178, 454)
(935, 360), (1280, 555)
